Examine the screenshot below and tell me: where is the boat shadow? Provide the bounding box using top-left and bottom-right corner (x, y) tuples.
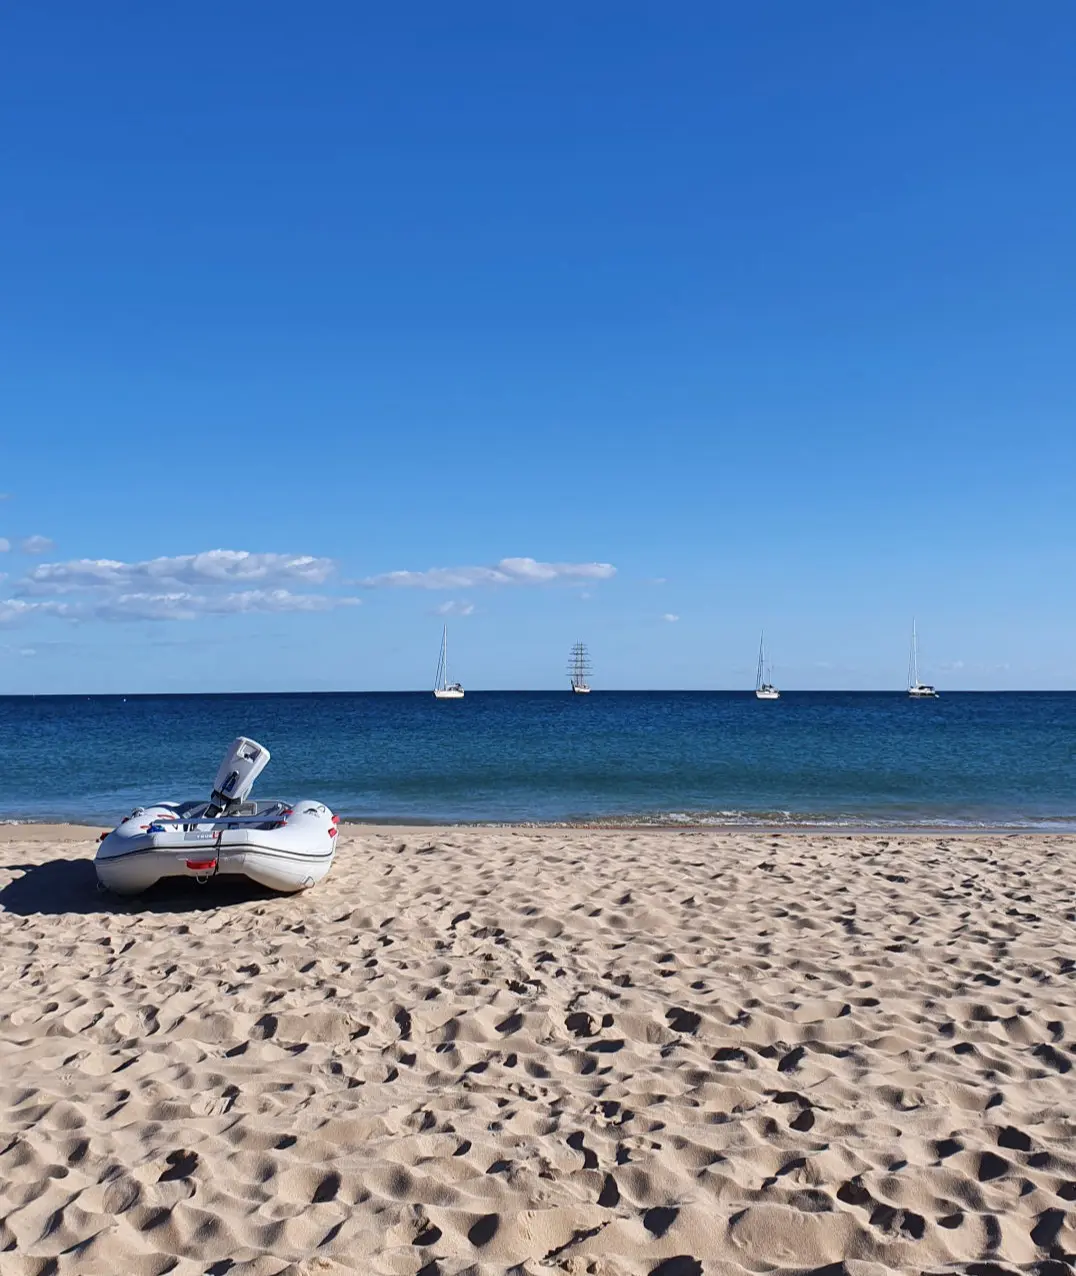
(0, 857), (282, 916)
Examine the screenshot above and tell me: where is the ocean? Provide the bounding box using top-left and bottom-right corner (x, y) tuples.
(1, 691), (1074, 829)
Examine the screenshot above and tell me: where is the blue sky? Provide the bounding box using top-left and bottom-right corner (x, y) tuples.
(2, 2), (1074, 692)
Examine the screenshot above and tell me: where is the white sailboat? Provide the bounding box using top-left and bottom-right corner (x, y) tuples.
(433, 624), (464, 699)
(568, 641), (592, 694)
(907, 619), (938, 698)
(755, 631), (780, 700)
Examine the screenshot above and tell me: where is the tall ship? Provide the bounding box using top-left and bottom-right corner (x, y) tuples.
(568, 641), (592, 694)
(433, 624), (464, 699)
(907, 619), (938, 698)
(754, 631), (780, 700)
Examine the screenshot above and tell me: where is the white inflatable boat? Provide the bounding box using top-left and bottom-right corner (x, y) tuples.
(95, 737), (338, 896)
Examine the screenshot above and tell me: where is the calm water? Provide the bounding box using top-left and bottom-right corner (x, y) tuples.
(1, 692), (1074, 828)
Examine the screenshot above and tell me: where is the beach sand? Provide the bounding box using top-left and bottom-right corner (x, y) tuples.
(0, 824), (1073, 1275)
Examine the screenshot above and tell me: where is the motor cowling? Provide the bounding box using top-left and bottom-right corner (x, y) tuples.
(207, 737), (270, 815)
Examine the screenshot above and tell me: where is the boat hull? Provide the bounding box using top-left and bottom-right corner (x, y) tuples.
(433, 688), (464, 699)
(95, 800), (337, 896)
(755, 688), (780, 700)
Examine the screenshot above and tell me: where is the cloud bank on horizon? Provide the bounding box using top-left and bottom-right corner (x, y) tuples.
(1, 549), (617, 626)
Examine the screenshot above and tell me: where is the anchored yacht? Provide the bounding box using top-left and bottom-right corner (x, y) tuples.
(755, 631), (780, 700)
(434, 624), (464, 699)
(907, 619), (939, 698)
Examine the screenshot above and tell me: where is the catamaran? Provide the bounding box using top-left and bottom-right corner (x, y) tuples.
(907, 619), (938, 698)
(433, 624), (464, 699)
(754, 631), (780, 699)
(568, 641), (592, 694)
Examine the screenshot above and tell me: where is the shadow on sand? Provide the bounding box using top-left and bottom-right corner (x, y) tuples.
(0, 857), (281, 917)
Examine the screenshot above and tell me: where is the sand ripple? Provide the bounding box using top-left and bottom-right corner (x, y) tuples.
(0, 825), (1074, 1273)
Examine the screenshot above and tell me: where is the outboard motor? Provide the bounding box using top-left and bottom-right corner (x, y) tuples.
(206, 737), (270, 816)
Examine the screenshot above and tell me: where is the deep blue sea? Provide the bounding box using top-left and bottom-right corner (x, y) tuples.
(1, 691), (1074, 829)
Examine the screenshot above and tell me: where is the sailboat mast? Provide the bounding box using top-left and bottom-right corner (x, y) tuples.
(435, 624), (447, 691)
(910, 619), (918, 687)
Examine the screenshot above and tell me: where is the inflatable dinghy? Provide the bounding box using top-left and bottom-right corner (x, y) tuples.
(95, 737), (338, 895)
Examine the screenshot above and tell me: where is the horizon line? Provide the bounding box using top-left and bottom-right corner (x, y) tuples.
(1, 687), (1071, 699)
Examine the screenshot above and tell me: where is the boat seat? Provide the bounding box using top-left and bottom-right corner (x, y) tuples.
(156, 798), (292, 824)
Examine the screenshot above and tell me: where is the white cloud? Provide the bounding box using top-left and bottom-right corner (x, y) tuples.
(359, 556), (616, 590)
(647, 577), (667, 586)
(91, 593), (209, 623)
(20, 549), (334, 594)
(93, 589), (360, 622)
(434, 600), (475, 617)
(213, 588), (358, 614)
(0, 599), (73, 624)
(20, 535), (54, 555)
(19, 647), (36, 657)
(663, 613), (680, 623)
(0, 539), (9, 552)
(4, 547), (355, 625)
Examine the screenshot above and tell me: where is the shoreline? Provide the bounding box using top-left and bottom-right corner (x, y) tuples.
(3, 816), (1076, 840)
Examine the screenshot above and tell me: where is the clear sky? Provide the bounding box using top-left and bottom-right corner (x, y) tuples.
(2, 2), (1074, 692)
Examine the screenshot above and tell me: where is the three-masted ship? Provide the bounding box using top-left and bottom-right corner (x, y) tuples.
(568, 641), (592, 694)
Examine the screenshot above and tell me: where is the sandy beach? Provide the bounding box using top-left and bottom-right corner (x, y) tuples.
(0, 824), (1073, 1275)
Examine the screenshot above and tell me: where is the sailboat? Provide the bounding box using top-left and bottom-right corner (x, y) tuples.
(568, 641), (592, 694)
(755, 631), (780, 700)
(907, 619), (938, 698)
(433, 625), (464, 699)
